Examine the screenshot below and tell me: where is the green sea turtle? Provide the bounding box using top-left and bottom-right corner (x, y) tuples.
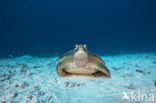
(56, 44), (110, 77)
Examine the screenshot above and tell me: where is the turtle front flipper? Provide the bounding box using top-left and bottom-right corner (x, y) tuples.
(56, 51), (74, 77)
(96, 63), (111, 78)
(57, 63), (68, 77)
(87, 51), (110, 77)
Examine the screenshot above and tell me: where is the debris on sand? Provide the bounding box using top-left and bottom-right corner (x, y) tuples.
(0, 53), (155, 103)
(65, 81), (83, 87)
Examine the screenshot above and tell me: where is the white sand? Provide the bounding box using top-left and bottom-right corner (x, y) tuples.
(0, 53), (156, 103)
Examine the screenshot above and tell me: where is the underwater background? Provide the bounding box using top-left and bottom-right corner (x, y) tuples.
(0, 0), (156, 58)
(0, 0), (156, 103)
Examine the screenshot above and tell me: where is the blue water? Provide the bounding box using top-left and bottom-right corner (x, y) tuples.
(0, 0), (156, 58)
(0, 1), (156, 102)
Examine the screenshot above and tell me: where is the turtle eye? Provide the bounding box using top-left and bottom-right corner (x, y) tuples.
(74, 46), (79, 51)
(77, 47), (79, 51)
(83, 45), (87, 51)
(75, 44), (78, 48)
(84, 44), (87, 48)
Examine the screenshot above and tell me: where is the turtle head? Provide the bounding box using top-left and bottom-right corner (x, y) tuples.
(74, 44), (87, 52)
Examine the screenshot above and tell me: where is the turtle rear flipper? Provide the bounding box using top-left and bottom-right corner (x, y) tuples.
(96, 63), (111, 78)
(57, 66), (68, 77)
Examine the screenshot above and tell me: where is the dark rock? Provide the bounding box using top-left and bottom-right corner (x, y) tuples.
(136, 69), (150, 75)
(20, 68), (27, 73)
(136, 69), (144, 73)
(145, 56), (149, 58)
(3, 74), (6, 77)
(47, 61), (56, 67)
(22, 64), (28, 68)
(112, 67), (120, 70)
(76, 83), (83, 86)
(153, 61), (156, 64)
(65, 82), (75, 87)
(27, 95), (33, 99)
(65, 82), (70, 87)
(135, 64), (140, 67)
(0, 75), (11, 81)
(1, 101), (6, 103)
(77, 84), (81, 86)
(70, 83), (76, 87)
(21, 82), (28, 88)
(39, 92), (44, 95)
(20, 64), (29, 74)
(8, 70), (13, 73)
(28, 73), (33, 75)
(65, 81), (83, 87)
(127, 73), (133, 77)
(16, 63), (22, 66)
(38, 70), (42, 73)
(50, 70), (53, 73)
(33, 65), (42, 68)
(12, 92), (18, 98)
(155, 81), (156, 87)
(34, 86), (40, 91)
(15, 84), (19, 87)
(123, 75), (126, 78)
(8, 80), (12, 84)
(147, 72), (151, 75)
(48, 96), (52, 101)
(54, 78), (58, 83)
(128, 84), (135, 90)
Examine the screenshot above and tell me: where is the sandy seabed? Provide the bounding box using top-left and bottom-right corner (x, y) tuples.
(0, 53), (156, 103)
